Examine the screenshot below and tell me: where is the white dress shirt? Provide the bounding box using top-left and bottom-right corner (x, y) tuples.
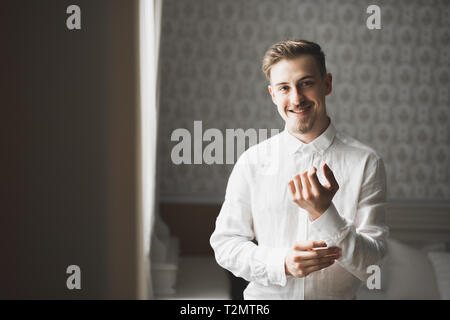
(210, 120), (389, 299)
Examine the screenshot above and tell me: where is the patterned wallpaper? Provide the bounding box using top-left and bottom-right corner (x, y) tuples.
(157, 0), (450, 202)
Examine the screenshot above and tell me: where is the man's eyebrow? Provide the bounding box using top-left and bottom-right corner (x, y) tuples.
(274, 75), (314, 87)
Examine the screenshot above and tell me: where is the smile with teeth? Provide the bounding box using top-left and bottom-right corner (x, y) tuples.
(289, 105), (312, 114)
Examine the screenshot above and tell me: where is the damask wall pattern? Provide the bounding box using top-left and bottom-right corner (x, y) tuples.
(158, 0), (450, 202)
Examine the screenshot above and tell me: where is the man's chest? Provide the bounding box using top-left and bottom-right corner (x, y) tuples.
(248, 155), (358, 222)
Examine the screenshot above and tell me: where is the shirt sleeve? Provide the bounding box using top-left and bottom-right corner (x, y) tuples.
(209, 154), (289, 287)
(310, 155), (389, 281)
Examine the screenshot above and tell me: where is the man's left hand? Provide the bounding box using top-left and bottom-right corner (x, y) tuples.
(288, 162), (339, 220)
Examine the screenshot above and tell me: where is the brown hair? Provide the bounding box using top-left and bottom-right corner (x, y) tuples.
(261, 39), (327, 81)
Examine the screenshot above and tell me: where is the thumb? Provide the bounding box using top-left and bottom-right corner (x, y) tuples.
(294, 240), (327, 251)
(322, 163), (339, 193)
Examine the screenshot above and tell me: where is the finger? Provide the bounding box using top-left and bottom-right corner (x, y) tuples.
(294, 250), (339, 262)
(298, 247), (339, 260)
(322, 163), (339, 193)
(293, 174), (302, 198)
(312, 240), (327, 248)
(288, 180), (296, 198)
(312, 245), (340, 253)
(297, 256), (336, 268)
(294, 240), (326, 251)
(300, 171), (311, 199)
(318, 250), (342, 261)
(303, 260), (335, 276)
(308, 167), (322, 196)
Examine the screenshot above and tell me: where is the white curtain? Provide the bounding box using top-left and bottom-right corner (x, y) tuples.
(138, 0), (163, 299)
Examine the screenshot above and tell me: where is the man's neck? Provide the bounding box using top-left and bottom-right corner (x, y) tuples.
(289, 117), (331, 144)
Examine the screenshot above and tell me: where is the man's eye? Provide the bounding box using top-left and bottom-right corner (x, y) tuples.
(301, 81), (313, 87)
(280, 86), (289, 92)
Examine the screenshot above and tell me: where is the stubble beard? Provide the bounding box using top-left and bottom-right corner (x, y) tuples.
(288, 112), (316, 135)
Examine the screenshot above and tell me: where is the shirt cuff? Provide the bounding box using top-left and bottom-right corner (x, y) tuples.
(254, 247), (289, 287)
(268, 247), (289, 287)
(310, 202), (348, 245)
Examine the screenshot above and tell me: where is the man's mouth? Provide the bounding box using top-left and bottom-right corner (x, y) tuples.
(288, 105), (312, 116)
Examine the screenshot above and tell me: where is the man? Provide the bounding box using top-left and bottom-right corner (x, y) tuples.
(210, 39), (388, 299)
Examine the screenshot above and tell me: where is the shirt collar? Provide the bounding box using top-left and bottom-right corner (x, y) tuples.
(282, 119), (337, 155)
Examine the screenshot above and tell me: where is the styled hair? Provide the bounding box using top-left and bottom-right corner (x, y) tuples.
(261, 39), (327, 81)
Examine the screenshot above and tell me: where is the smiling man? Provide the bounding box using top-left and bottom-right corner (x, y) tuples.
(210, 39), (388, 299)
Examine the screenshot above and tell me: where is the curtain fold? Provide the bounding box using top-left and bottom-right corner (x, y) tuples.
(138, 0), (163, 299)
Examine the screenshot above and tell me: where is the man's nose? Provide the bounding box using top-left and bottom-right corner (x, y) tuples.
(290, 87), (305, 106)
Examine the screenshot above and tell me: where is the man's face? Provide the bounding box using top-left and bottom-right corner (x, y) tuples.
(268, 55), (332, 137)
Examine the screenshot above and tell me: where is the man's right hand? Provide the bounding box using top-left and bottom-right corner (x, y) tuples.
(284, 240), (341, 277)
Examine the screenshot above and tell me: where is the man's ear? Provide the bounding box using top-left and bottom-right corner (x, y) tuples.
(324, 73), (332, 96)
(268, 85), (277, 105)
